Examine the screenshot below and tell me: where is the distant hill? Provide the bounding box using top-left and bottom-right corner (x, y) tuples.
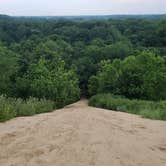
(0, 14), (11, 18)
(0, 14), (12, 21)
(1, 14), (165, 20)
(16, 14), (166, 20)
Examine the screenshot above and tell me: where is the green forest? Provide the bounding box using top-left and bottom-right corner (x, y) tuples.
(0, 15), (166, 121)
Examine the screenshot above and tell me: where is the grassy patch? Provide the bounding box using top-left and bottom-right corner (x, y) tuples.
(0, 95), (55, 122)
(89, 94), (166, 120)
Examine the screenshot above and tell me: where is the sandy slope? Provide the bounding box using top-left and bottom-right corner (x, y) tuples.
(0, 100), (166, 166)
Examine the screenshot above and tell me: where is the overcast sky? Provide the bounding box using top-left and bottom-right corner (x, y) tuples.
(0, 0), (166, 16)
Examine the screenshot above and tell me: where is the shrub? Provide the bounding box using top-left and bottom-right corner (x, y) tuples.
(16, 97), (55, 116)
(0, 95), (55, 122)
(0, 96), (16, 122)
(88, 52), (166, 100)
(89, 93), (166, 120)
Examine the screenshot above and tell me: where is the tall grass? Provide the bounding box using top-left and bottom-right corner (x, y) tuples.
(0, 95), (55, 122)
(89, 94), (166, 120)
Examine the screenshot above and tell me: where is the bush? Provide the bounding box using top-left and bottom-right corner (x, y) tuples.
(140, 109), (166, 120)
(16, 97), (55, 116)
(0, 96), (16, 122)
(0, 95), (55, 122)
(89, 93), (166, 120)
(88, 52), (166, 100)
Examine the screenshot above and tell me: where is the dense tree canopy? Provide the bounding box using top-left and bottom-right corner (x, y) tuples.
(0, 15), (166, 103)
(0, 43), (19, 95)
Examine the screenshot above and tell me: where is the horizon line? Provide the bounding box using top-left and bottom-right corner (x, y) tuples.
(1, 13), (166, 17)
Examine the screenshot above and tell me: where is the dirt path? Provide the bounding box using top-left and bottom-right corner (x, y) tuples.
(0, 100), (166, 166)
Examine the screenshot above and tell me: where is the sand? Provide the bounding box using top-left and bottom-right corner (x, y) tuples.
(0, 100), (166, 166)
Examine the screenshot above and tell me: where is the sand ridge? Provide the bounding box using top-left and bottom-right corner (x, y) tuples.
(0, 100), (166, 166)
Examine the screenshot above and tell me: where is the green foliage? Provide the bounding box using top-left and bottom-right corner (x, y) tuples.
(89, 94), (166, 120)
(156, 20), (166, 46)
(16, 97), (55, 116)
(88, 51), (166, 100)
(88, 75), (99, 96)
(0, 95), (55, 122)
(74, 56), (97, 95)
(102, 41), (133, 59)
(0, 43), (18, 95)
(0, 95), (16, 122)
(13, 39), (80, 107)
(0, 16), (166, 114)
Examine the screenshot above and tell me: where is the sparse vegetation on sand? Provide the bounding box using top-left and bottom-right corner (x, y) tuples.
(0, 95), (55, 122)
(89, 94), (166, 120)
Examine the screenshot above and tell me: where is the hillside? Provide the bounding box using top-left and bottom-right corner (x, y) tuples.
(0, 100), (166, 166)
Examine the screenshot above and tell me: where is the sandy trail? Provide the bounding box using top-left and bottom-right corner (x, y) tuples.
(0, 100), (166, 166)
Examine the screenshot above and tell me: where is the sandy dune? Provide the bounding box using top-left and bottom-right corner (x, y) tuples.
(0, 100), (166, 166)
